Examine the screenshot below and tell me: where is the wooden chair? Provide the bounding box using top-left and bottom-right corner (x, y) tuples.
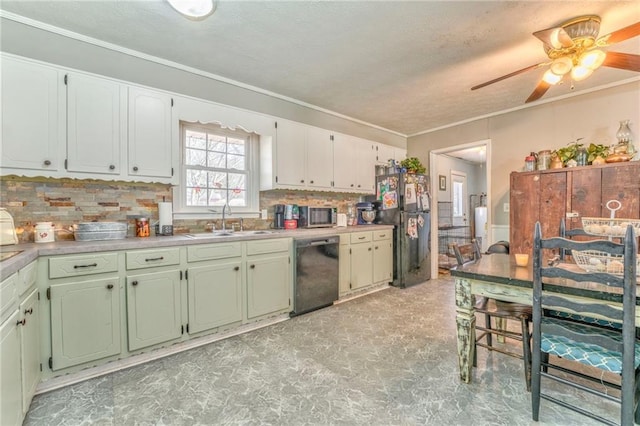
(451, 240), (532, 390)
(531, 222), (639, 425)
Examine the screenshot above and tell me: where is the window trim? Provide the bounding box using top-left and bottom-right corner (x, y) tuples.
(174, 121), (260, 218)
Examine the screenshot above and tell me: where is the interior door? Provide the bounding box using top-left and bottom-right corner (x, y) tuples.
(451, 171), (468, 227)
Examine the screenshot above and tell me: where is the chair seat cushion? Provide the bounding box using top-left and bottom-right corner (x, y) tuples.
(541, 318), (640, 373)
(546, 309), (621, 330)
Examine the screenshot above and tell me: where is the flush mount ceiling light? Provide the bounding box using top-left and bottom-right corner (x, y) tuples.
(472, 15), (640, 103)
(167, 0), (216, 20)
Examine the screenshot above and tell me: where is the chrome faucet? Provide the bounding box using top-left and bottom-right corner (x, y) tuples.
(221, 203), (231, 231)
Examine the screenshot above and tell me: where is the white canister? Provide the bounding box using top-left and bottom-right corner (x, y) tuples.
(35, 222), (55, 243)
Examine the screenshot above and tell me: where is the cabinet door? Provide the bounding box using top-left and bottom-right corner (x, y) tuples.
(333, 133), (356, 191)
(350, 242), (373, 290)
(1, 56), (63, 172)
(354, 138), (376, 193)
(338, 244), (351, 296)
(50, 277), (121, 370)
(375, 143), (394, 165)
(568, 168), (602, 232)
(601, 163), (640, 219)
(128, 87), (172, 178)
(539, 172), (567, 240)
(126, 270), (181, 351)
(67, 73), (121, 175)
(0, 310), (22, 426)
(509, 172), (541, 255)
(306, 126), (333, 189)
(20, 289), (40, 414)
(247, 253), (291, 319)
(275, 120), (306, 187)
(373, 239), (393, 284)
(188, 260), (242, 334)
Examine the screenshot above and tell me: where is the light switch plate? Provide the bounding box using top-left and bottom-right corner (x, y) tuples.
(261, 209), (268, 219)
(503, 203), (510, 213)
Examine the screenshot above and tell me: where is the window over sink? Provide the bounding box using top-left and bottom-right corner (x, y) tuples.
(175, 121), (259, 217)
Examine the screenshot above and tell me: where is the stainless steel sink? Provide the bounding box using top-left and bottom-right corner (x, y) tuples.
(183, 232), (234, 239)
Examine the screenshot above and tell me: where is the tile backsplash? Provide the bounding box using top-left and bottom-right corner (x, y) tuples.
(1, 176), (364, 242)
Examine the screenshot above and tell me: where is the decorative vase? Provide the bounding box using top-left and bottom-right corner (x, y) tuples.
(616, 120), (635, 157)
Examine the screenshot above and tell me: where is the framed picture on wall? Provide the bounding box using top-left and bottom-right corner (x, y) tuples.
(439, 175), (446, 191)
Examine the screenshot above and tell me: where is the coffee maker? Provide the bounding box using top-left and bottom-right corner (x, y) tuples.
(274, 204), (286, 229)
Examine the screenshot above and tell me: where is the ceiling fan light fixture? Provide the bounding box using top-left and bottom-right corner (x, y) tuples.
(571, 65), (593, 81)
(543, 69), (563, 85)
(166, 0), (216, 20)
(550, 57), (573, 75)
(579, 49), (606, 70)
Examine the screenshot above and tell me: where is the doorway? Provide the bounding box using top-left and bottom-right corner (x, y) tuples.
(429, 140), (490, 276)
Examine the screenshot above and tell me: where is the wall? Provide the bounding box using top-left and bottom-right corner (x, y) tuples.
(408, 81), (640, 235)
(0, 176), (364, 242)
(0, 17), (405, 147)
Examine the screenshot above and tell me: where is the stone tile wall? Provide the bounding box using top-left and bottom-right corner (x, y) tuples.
(1, 176), (364, 242)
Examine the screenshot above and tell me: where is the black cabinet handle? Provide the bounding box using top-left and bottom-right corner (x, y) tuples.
(350, 184), (354, 187)
(132, 280), (138, 286)
(250, 264), (255, 269)
(358, 236), (365, 240)
(375, 246), (379, 250)
(133, 166), (139, 172)
(106, 284), (114, 290)
(368, 247), (372, 251)
(310, 180), (314, 184)
(74, 263), (97, 269)
(16, 319), (26, 326)
(44, 160), (51, 166)
(145, 256), (164, 262)
(24, 308), (33, 315)
(109, 164), (115, 170)
(234, 266), (240, 271)
(300, 179), (304, 183)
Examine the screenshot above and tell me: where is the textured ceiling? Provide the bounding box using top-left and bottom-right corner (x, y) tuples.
(1, 1), (639, 136)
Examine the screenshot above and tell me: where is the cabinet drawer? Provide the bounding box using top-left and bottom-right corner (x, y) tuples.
(49, 253), (119, 279)
(0, 273), (18, 324)
(17, 260), (37, 296)
(126, 248), (180, 270)
(246, 238), (290, 256)
(187, 242), (242, 262)
(350, 232), (372, 244)
(373, 230), (392, 241)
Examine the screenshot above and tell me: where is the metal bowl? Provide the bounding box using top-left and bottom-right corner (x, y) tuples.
(361, 210), (376, 224)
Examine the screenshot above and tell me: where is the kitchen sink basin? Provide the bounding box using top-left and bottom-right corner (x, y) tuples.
(183, 232), (234, 239)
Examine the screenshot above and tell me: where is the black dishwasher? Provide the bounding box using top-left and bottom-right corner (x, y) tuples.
(292, 236), (340, 316)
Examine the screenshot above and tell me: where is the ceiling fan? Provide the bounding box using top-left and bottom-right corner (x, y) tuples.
(471, 16), (640, 103)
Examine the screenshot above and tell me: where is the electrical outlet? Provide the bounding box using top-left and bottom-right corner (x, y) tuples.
(261, 209), (268, 219)
(503, 203), (510, 213)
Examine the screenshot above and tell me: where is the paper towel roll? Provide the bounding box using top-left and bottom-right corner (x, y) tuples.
(158, 202), (173, 228)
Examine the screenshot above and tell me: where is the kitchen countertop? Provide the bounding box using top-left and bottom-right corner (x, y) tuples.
(0, 225), (393, 280)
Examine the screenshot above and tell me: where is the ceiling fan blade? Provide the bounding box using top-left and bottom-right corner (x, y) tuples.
(533, 27), (574, 48)
(471, 63), (544, 91)
(602, 51), (640, 72)
(525, 80), (551, 103)
(599, 21), (640, 45)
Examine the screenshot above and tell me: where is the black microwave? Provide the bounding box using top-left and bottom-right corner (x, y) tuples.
(298, 206), (337, 228)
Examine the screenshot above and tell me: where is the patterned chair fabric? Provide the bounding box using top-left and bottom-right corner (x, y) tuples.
(531, 221), (639, 426)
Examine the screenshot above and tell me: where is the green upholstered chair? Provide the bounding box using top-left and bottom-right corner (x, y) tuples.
(531, 221), (639, 425)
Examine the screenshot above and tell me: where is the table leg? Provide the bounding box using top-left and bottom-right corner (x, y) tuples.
(455, 277), (475, 383)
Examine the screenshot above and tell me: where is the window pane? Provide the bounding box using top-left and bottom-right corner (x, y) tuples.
(227, 139), (245, 155)
(186, 130), (207, 149)
(228, 173), (246, 190)
(186, 169), (207, 187)
(208, 171), (227, 189)
(186, 187), (207, 206)
(453, 181), (463, 217)
(229, 190), (246, 207)
(208, 134), (226, 152)
(185, 148), (206, 166)
(227, 154), (245, 170)
(207, 152), (226, 168)
(208, 189), (226, 206)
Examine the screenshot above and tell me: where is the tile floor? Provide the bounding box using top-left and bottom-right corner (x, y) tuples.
(25, 277), (618, 425)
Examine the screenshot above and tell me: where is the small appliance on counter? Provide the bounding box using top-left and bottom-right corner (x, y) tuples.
(274, 204), (286, 229)
(35, 222), (55, 243)
(298, 206), (337, 228)
(356, 202), (376, 225)
(0, 208), (18, 245)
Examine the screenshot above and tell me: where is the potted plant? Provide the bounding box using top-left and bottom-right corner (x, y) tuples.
(586, 143), (609, 164)
(400, 157), (426, 174)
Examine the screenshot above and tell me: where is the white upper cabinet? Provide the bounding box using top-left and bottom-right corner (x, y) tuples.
(305, 126), (333, 190)
(67, 73), (122, 175)
(375, 143), (395, 165)
(128, 87), (173, 179)
(332, 133), (357, 191)
(1, 56), (64, 172)
(274, 119), (306, 187)
(354, 137), (376, 193)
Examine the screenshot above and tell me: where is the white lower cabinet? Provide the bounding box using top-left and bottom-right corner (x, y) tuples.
(350, 233), (374, 290)
(50, 276), (121, 370)
(339, 229), (393, 297)
(20, 288), (41, 414)
(187, 259), (243, 334)
(373, 230), (393, 284)
(126, 270), (182, 351)
(0, 310), (22, 426)
(246, 239), (291, 319)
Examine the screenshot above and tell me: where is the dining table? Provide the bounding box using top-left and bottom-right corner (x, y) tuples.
(449, 253), (639, 383)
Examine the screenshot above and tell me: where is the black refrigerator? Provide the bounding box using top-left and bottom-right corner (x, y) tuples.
(372, 173), (431, 288)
